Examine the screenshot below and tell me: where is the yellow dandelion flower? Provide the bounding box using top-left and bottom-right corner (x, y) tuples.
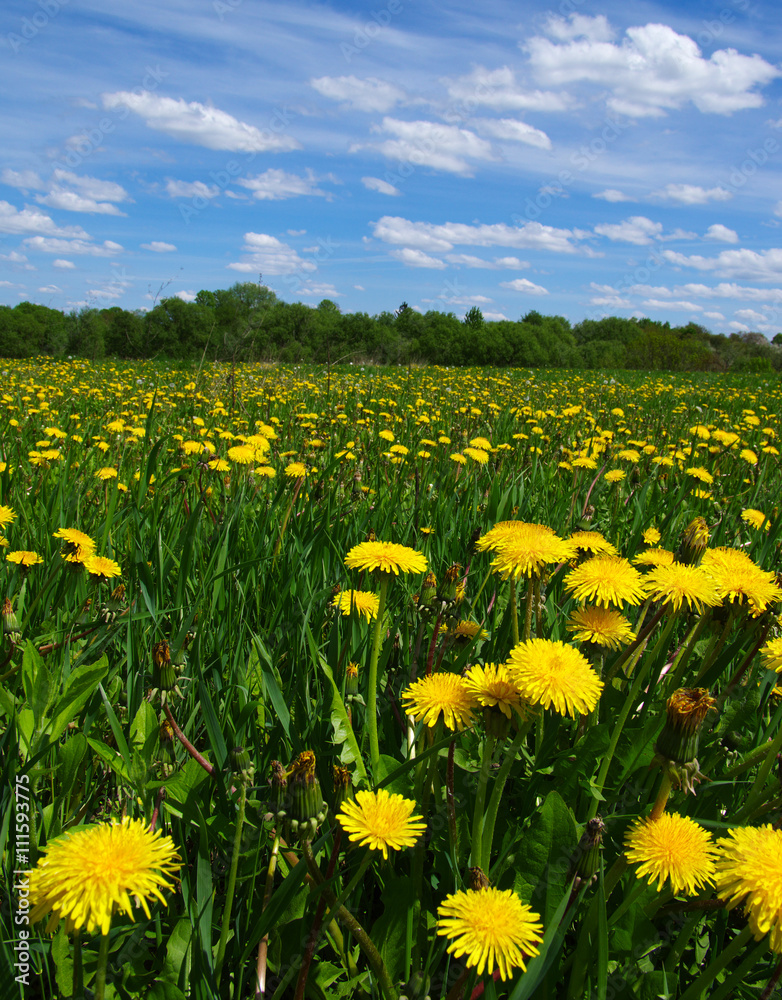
(464, 447), (489, 464)
(284, 461), (308, 478)
(702, 548), (782, 613)
(568, 531), (618, 558)
(332, 589), (380, 622)
(84, 555), (122, 583)
(740, 448), (758, 464)
(566, 605), (636, 650)
(0, 505), (17, 529)
(436, 887), (544, 981)
(337, 788), (426, 860)
(742, 508), (770, 530)
(604, 469), (626, 483)
(464, 663), (525, 719)
(345, 540), (427, 577)
(401, 672), (477, 731)
(715, 825), (782, 953)
(685, 467), (714, 484)
(28, 817), (181, 936)
(450, 453), (467, 464)
(633, 548), (676, 569)
(490, 527), (576, 581)
(642, 563), (722, 614)
(760, 637), (782, 673)
(227, 444), (255, 465)
(625, 813), (717, 894)
(6, 550), (44, 568)
(54, 528), (96, 564)
(507, 639), (603, 717)
(563, 556), (646, 607)
(96, 467), (118, 481)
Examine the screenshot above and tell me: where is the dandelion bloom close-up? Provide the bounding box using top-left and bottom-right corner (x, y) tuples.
(507, 639), (604, 717)
(6, 550), (44, 568)
(337, 788), (426, 860)
(53, 527), (96, 563)
(0, 505), (17, 529)
(642, 562), (721, 614)
(345, 540), (427, 577)
(566, 605), (636, 650)
(625, 813), (718, 895)
(464, 663), (526, 719)
(28, 817), (181, 936)
(715, 825), (782, 953)
(761, 637), (782, 673)
(436, 887), (544, 980)
(332, 589), (380, 622)
(401, 672), (476, 731)
(563, 556), (646, 608)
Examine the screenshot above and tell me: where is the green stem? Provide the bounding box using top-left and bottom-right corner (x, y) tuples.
(73, 930), (83, 999)
(735, 720), (782, 823)
(215, 781), (247, 981)
(676, 925), (753, 1000)
(604, 600), (662, 684)
(482, 720), (532, 872)
(663, 911), (703, 974)
(93, 933), (110, 1000)
(470, 733), (496, 868)
(664, 612), (711, 695)
(650, 771), (673, 821)
(255, 833), (280, 1000)
(523, 579), (534, 643)
(367, 574), (390, 776)
(510, 579), (519, 647)
(693, 608), (737, 684)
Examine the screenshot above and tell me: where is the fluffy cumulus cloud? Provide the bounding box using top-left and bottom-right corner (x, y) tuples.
(165, 180), (220, 199)
(360, 119), (495, 176)
(661, 247), (782, 280)
(527, 18), (779, 117)
(101, 92), (301, 152)
(472, 117), (551, 150)
(361, 177), (401, 196)
(1, 169), (46, 191)
(237, 169), (328, 200)
(227, 232), (317, 276)
(500, 277), (549, 295)
(0, 202), (89, 238)
(32, 170), (132, 216)
(390, 248), (446, 268)
(443, 65), (570, 112)
(704, 224), (738, 243)
(371, 216), (584, 254)
(311, 75), (405, 112)
(734, 308), (768, 324)
(444, 254), (528, 269)
(652, 183), (732, 204)
(23, 236), (123, 256)
(593, 216), (663, 245)
(52, 258), (76, 269)
(593, 189), (636, 202)
(141, 241), (177, 252)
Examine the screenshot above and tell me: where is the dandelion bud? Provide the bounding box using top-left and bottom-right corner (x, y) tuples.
(269, 760), (288, 823)
(151, 640), (178, 698)
(332, 764), (354, 812)
(345, 662), (360, 698)
(571, 816), (605, 884)
(159, 719), (177, 764)
(676, 517), (709, 567)
(465, 866), (491, 891)
(286, 750), (328, 842)
(400, 971), (431, 1000)
(2, 597), (21, 644)
(420, 572), (438, 607)
(230, 746), (255, 785)
(440, 564), (461, 602)
(656, 688), (716, 766)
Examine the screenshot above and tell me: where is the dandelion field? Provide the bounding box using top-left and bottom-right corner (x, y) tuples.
(2, 357), (782, 1000)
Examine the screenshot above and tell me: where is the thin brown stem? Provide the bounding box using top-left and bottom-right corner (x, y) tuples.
(163, 702), (215, 777)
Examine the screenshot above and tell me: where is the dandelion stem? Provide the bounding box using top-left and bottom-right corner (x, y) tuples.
(676, 925), (753, 1000)
(93, 932), (111, 1000)
(482, 720), (532, 872)
(163, 702), (215, 777)
(509, 580), (519, 646)
(215, 780), (247, 982)
(255, 832), (280, 1000)
(470, 732), (496, 868)
(367, 574), (390, 776)
(523, 580), (534, 643)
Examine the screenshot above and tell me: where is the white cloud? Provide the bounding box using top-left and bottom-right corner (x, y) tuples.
(52, 259), (76, 269)
(590, 294), (632, 307)
(594, 216), (663, 245)
(175, 290), (197, 302)
(544, 14), (615, 43)
(527, 20), (779, 117)
(642, 298), (702, 311)
(362, 176), (401, 196)
(23, 236), (123, 256)
(500, 277), (549, 295)
(0, 201), (88, 238)
(0, 250), (31, 265)
(445, 254), (528, 269)
(593, 189), (636, 202)
(34, 170), (131, 216)
(101, 92), (300, 152)
(729, 320), (750, 332)
(141, 241), (177, 252)
(165, 180), (220, 199)
(391, 248), (446, 269)
(361, 118), (495, 176)
(311, 75), (405, 112)
(296, 282), (340, 298)
(734, 308), (768, 323)
(472, 117), (551, 150)
(774, 201), (782, 218)
(371, 216), (583, 254)
(604, 280), (782, 305)
(661, 247), (782, 281)
(227, 232), (317, 276)
(704, 224), (738, 243)
(36, 190), (126, 216)
(38, 284), (61, 294)
(443, 66), (570, 112)
(1, 169), (45, 191)
(652, 183), (732, 205)
(483, 311), (510, 321)
(237, 169), (327, 200)
(704, 311), (725, 320)
(52, 170), (128, 203)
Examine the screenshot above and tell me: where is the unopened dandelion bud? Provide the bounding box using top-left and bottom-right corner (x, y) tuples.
(656, 688), (717, 766)
(465, 866), (491, 891)
(2, 598), (21, 644)
(332, 764), (354, 811)
(400, 971), (431, 1000)
(571, 816), (605, 884)
(440, 564), (461, 602)
(484, 704), (511, 740)
(159, 719), (177, 764)
(230, 746), (255, 785)
(287, 750), (327, 842)
(420, 571), (438, 607)
(152, 640), (178, 694)
(269, 760), (288, 821)
(345, 662), (360, 698)
(676, 517), (709, 567)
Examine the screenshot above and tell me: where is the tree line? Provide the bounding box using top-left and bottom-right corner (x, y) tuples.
(2, 282), (781, 372)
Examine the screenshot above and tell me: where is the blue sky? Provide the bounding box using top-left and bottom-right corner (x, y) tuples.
(2, 0), (782, 335)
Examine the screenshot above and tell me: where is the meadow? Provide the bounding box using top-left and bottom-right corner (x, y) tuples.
(1, 357), (782, 1000)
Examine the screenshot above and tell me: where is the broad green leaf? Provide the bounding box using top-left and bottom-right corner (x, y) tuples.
(48, 656), (109, 744)
(513, 790), (578, 925)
